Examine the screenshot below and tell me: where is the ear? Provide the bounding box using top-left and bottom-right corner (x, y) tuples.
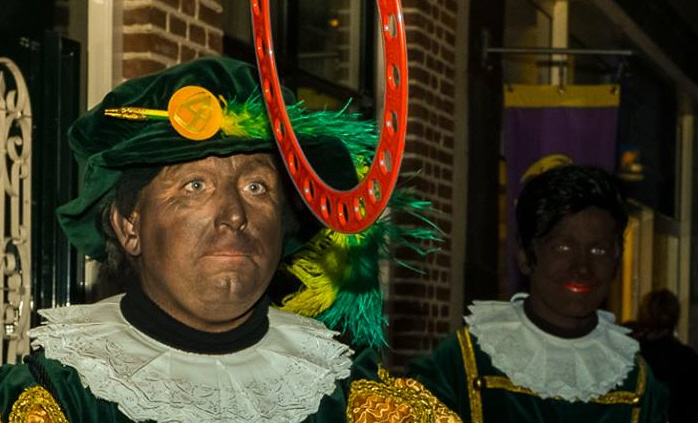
(110, 204), (141, 256)
(517, 247), (532, 276)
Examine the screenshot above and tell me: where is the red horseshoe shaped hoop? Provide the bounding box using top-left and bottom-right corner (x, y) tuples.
(251, 0), (408, 233)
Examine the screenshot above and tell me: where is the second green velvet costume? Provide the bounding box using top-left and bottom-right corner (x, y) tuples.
(408, 297), (669, 423)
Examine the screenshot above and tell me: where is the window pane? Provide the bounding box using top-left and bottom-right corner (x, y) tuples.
(222, 0), (283, 45)
(222, 0), (252, 43)
(297, 0), (362, 89)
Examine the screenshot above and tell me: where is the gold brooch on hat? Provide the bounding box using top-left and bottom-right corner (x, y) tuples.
(105, 86), (223, 141)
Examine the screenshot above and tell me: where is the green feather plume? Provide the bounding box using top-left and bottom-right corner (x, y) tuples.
(220, 93), (440, 348)
(259, 95), (441, 349)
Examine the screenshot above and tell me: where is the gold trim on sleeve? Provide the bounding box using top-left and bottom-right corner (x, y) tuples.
(347, 366), (461, 422)
(457, 327), (483, 423)
(630, 356), (647, 423)
(9, 386), (69, 423)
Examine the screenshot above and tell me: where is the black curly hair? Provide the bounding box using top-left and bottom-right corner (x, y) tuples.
(515, 165), (628, 266)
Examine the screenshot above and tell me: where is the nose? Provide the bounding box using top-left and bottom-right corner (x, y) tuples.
(571, 251), (592, 279)
(215, 185), (247, 231)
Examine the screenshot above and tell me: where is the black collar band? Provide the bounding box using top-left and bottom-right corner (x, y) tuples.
(120, 284), (269, 355)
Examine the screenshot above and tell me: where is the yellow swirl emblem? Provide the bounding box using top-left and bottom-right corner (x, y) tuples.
(167, 86), (223, 140)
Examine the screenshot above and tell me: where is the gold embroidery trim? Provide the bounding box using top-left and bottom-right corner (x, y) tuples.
(347, 366), (461, 422)
(9, 386), (69, 423)
(482, 376), (640, 405)
(482, 376), (534, 396)
(457, 327), (483, 423)
(460, 326), (646, 423)
(631, 357), (647, 423)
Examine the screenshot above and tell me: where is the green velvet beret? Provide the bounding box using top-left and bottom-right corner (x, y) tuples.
(57, 56), (360, 260)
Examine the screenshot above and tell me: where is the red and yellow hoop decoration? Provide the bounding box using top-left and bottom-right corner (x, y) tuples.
(251, 0), (408, 233)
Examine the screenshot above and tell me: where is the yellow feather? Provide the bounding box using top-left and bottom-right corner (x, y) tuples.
(220, 110), (249, 137)
(280, 229), (352, 317)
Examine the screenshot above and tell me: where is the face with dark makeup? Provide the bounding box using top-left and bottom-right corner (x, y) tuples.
(518, 206), (621, 335)
(111, 153), (285, 332)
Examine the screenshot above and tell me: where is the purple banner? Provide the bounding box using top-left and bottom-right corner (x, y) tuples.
(504, 106), (619, 295)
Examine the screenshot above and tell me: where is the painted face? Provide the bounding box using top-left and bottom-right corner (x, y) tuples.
(519, 206), (621, 332)
(118, 153), (285, 332)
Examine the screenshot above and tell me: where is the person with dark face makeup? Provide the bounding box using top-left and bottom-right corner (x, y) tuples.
(407, 165), (668, 422)
(0, 57), (458, 423)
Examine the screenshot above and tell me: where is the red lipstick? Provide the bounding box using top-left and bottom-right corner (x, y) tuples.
(564, 282), (593, 293)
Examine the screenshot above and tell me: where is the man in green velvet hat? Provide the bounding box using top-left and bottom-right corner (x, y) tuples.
(0, 57), (458, 423)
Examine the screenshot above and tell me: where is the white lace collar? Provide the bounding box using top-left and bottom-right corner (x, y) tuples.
(29, 295), (353, 423)
(464, 293), (639, 402)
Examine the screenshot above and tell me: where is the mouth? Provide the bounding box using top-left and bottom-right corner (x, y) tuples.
(564, 282), (594, 294)
(203, 253), (252, 262)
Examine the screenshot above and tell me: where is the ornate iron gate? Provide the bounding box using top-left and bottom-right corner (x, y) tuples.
(0, 56), (33, 364)
(0, 31), (81, 364)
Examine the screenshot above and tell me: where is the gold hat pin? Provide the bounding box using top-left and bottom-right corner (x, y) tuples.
(104, 86), (224, 141)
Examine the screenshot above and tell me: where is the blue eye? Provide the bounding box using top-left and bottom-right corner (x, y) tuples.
(185, 180), (205, 192)
(246, 181), (267, 195)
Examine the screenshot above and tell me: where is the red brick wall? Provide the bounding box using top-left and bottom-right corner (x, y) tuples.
(387, 0), (459, 368)
(121, 0), (224, 80)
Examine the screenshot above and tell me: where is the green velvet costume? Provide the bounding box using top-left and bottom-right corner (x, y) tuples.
(0, 56), (453, 423)
(0, 291), (458, 423)
(0, 350), (380, 423)
(408, 326), (669, 423)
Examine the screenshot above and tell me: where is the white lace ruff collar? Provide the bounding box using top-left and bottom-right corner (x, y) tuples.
(29, 295), (353, 423)
(464, 293), (639, 402)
